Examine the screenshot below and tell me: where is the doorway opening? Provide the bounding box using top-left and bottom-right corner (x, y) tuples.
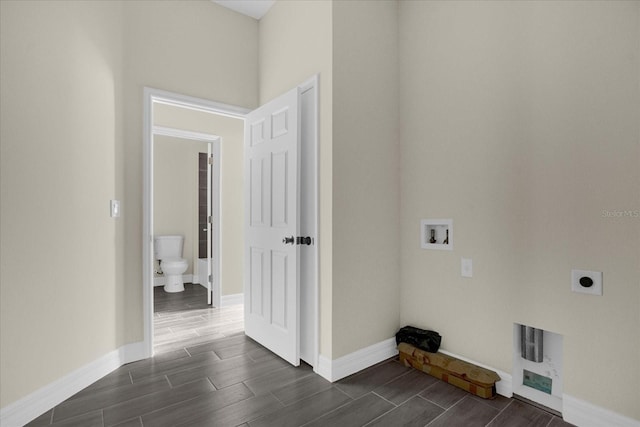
(142, 78), (319, 370)
(152, 131), (221, 302)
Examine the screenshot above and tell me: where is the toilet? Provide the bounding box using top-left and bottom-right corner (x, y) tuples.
(154, 235), (189, 293)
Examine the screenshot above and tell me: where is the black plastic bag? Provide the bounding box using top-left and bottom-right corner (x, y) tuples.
(395, 326), (442, 353)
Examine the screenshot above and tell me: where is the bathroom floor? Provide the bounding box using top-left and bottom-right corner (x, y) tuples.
(152, 284), (244, 355)
(26, 284), (575, 427)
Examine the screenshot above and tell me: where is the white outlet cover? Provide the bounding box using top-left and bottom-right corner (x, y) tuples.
(461, 257), (473, 278)
(110, 199), (120, 218)
(571, 269), (602, 296)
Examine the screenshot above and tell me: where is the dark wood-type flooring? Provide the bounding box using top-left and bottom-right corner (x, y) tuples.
(27, 284), (574, 427)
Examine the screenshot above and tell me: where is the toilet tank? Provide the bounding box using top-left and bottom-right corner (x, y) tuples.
(154, 235), (184, 260)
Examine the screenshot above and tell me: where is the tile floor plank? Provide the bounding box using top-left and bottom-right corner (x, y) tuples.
(303, 392), (394, 427)
(487, 399), (553, 427)
(426, 396), (500, 427)
(186, 334), (260, 356)
(52, 375), (170, 422)
(165, 354), (254, 387)
(335, 359), (411, 399)
(208, 355), (290, 389)
(49, 410), (103, 427)
(110, 417), (142, 427)
(184, 393), (283, 427)
(419, 379), (469, 409)
(242, 364), (315, 396)
(102, 378), (215, 426)
(140, 382), (254, 427)
(248, 387), (352, 427)
(271, 373), (333, 406)
(373, 369), (438, 405)
(68, 369), (133, 401)
(365, 395), (444, 427)
(128, 350), (220, 382)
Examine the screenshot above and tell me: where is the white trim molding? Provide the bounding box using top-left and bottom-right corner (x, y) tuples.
(221, 293), (243, 307)
(143, 86), (249, 358)
(563, 395), (640, 427)
(316, 338), (398, 382)
(152, 125), (221, 142)
(0, 342), (146, 427)
(188, 287), (242, 307)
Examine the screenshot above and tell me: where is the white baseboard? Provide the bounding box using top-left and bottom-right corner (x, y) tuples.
(315, 337), (398, 382)
(563, 394), (640, 427)
(153, 274), (193, 287)
(221, 293), (243, 307)
(0, 341), (146, 427)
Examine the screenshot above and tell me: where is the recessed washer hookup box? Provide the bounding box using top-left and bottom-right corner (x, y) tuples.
(398, 342), (501, 399)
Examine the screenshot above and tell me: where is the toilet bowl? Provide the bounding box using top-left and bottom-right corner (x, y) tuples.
(154, 235), (189, 293)
(159, 258), (188, 292)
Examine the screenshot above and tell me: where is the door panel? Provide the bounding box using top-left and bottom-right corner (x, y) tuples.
(271, 151), (289, 227)
(249, 157), (266, 227)
(244, 87), (300, 366)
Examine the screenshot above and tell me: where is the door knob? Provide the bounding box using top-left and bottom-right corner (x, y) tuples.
(282, 236), (294, 245)
(297, 236), (313, 246)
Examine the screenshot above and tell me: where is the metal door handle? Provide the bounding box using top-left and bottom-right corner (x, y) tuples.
(283, 236), (294, 245)
(297, 236), (313, 246)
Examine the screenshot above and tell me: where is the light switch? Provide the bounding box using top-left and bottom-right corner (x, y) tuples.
(110, 200), (120, 218)
(461, 257), (473, 278)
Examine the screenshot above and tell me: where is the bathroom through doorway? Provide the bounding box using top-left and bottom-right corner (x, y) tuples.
(144, 90), (247, 355)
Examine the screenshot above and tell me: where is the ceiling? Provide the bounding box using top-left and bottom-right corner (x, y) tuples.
(212, 0), (275, 20)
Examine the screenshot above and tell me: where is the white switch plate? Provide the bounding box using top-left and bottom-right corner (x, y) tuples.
(461, 257), (473, 278)
(110, 199), (120, 218)
(571, 269), (602, 296)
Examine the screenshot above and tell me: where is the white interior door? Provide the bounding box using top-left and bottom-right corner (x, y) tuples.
(244, 87), (300, 366)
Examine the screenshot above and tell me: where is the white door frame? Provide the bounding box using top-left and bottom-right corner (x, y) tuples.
(152, 126), (221, 304)
(298, 78), (319, 369)
(143, 88), (247, 357)
(142, 79), (319, 370)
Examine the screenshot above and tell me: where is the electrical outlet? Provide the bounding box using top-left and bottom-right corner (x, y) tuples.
(110, 199), (120, 218)
(461, 257), (473, 278)
(571, 269), (602, 296)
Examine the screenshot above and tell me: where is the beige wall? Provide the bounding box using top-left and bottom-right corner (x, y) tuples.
(0, 0), (124, 407)
(154, 104), (245, 296)
(0, 0), (257, 409)
(399, 0), (640, 419)
(259, 0), (335, 357)
(331, 1), (401, 358)
(153, 136), (208, 276)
